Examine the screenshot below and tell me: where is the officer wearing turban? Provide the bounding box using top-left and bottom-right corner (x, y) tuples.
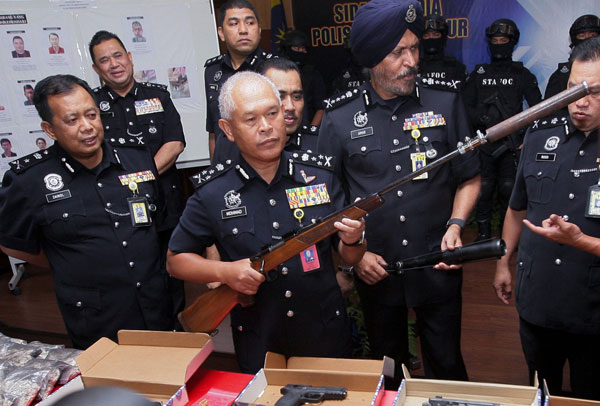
(318, 0), (480, 383)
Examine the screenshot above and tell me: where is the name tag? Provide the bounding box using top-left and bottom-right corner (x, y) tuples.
(46, 189), (72, 203)
(221, 207), (247, 219)
(350, 127), (373, 139)
(209, 84), (219, 92)
(536, 153), (556, 162)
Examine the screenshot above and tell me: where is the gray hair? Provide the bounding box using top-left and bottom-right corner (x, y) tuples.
(218, 71), (281, 120)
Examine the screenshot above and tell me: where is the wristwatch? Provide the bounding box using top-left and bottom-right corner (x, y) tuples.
(342, 230), (365, 247)
(446, 218), (466, 229)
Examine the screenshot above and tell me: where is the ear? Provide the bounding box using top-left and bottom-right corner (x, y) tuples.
(217, 26), (225, 42)
(127, 51), (133, 66)
(41, 121), (57, 141)
(219, 118), (235, 143)
(258, 26), (262, 39)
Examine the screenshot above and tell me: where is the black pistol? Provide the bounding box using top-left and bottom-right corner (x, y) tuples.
(424, 395), (501, 406)
(275, 384), (347, 406)
(386, 238), (506, 273)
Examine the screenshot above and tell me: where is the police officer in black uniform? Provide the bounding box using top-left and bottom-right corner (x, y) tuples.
(544, 14), (600, 100)
(494, 38), (600, 400)
(280, 30), (327, 127)
(168, 71), (365, 373)
(0, 75), (173, 349)
(318, 0), (480, 381)
(419, 14), (467, 91)
(206, 0), (273, 163)
(331, 36), (368, 96)
(89, 30), (186, 321)
(463, 19), (542, 241)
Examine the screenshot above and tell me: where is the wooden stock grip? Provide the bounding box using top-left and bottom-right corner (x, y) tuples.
(178, 284), (240, 333)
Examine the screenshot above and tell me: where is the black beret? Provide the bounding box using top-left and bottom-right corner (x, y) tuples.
(350, 0), (424, 68)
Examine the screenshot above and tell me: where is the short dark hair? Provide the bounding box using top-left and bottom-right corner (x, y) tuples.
(49, 32), (59, 39)
(257, 57), (300, 76)
(570, 36), (600, 63)
(36, 137), (46, 144)
(12, 35), (23, 43)
(23, 84), (33, 92)
(89, 30), (127, 64)
(33, 74), (95, 122)
(132, 21), (142, 28)
(1, 138), (11, 145)
(218, 0), (259, 27)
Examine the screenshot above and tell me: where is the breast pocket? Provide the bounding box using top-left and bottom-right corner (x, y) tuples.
(138, 113), (165, 149)
(218, 214), (258, 258)
(523, 162), (560, 204)
(42, 196), (88, 242)
(346, 135), (383, 177)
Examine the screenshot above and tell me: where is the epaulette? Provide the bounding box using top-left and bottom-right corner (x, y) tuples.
(324, 88), (361, 111)
(107, 136), (147, 147)
(529, 115), (569, 132)
(419, 76), (460, 92)
(300, 125), (319, 135)
(8, 149), (51, 174)
(93, 86), (102, 93)
(189, 161), (233, 189)
(289, 150), (335, 171)
(141, 82), (168, 92)
(261, 51), (275, 60)
(204, 54), (224, 67)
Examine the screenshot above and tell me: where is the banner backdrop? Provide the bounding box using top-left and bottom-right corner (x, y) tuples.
(292, 0), (598, 97)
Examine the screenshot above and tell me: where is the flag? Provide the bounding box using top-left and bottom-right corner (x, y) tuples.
(271, 0), (287, 54)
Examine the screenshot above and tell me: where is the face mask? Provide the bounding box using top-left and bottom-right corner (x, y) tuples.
(422, 37), (444, 55)
(489, 43), (514, 61)
(286, 49), (308, 65)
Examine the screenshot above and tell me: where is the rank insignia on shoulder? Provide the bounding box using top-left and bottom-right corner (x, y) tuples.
(529, 116), (568, 132)
(108, 136), (146, 147)
(8, 149), (51, 174)
(141, 82), (168, 91)
(301, 125), (319, 134)
(189, 161), (233, 189)
(324, 88), (360, 110)
(204, 54), (224, 67)
(290, 151), (334, 170)
(420, 77), (460, 92)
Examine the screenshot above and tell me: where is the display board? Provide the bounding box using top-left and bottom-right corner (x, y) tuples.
(0, 0), (218, 180)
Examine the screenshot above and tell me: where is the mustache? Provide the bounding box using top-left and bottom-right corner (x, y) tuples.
(284, 113), (298, 120)
(397, 66), (418, 79)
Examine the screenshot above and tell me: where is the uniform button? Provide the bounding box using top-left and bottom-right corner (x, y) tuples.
(579, 150), (585, 156)
(537, 171), (542, 177)
(269, 199), (276, 206)
(237, 325), (243, 332)
(519, 261), (523, 267)
(136, 282), (141, 288)
(273, 222), (280, 230)
(110, 139), (115, 143)
(97, 182), (103, 188)
(563, 215), (569, 221)
(106, 202), (112, 208)
(105, 125), (110, 130)
(555, 258), (562, 265)
(422, 136), (429, 143)
(395, 165), (401, 172)
(402, 239), (408, 246)
(232, 228), (239, 235)
(568, 193), (575, 200)
(284, 290), (292, 298)
(286, 310), (294, 318)
(393, 139), (399, 145)
(172, 185), (177, 189)
(391, 115), (397, 121)
(62, 212), (69, 218)
(75, 301), (82, 307)
(122, 241), (128, 247)
(125, 108), (130, 112)
(114, 221), (120, 229)
(281, 267), (289, 275)
(397, 190), (403, 198)
(360, 146), (367, 152)
(128, 121), (134, 126)
(399, 215), (406, 222)
(129, 261), (135, 268)
(335, 310), (340, 316)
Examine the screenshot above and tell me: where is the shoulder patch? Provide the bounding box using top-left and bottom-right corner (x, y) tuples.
(324, 88), (361, 111)
(475, 64), (486, 74)
(300, 125), (320, 135)
(419, 76), (460, 92)
(107, 136), (147, 147)
(204, 54), (224, 67)
(529, 115), (569, 132)
(8, 149), (52, 174)
(289, 150), (335, 171)
(141, 82), (168, 91)
(189, 161), (234, 189)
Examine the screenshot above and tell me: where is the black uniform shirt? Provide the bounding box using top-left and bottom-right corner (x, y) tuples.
(419, 54), (467, 91)
(544, 62), (570, 100)
(94, 81), (185, 229)
(0, 140), (172, 348)
(171, 150), (350, 365)
(318, 80), (480, 307)
(510, 117), (600, 335)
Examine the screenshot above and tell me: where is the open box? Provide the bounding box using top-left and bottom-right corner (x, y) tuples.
(542, 380), (600, 406)
(235, 352), (394, 406)
(393, 365), (542, 406)
(76, 330), (213, 405)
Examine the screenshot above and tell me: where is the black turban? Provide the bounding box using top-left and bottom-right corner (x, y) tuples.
(350, 0), (424, 68)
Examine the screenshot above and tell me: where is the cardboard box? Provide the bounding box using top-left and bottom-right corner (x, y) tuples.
(542, 380), (600, 406)
(76, 330), (213, 405)
(393, 366), (541, 406)
(235, 352), (394, 406)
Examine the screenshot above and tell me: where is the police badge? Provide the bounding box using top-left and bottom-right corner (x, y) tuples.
(99, 101), (110, 111)
(44, 173), (64, 191)
(405, 4), (416, 23)
(214, 71), (223, 82)
(353, 111), (368, 128)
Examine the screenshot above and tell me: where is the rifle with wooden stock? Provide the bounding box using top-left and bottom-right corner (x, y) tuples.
(178, 82), (593, 333)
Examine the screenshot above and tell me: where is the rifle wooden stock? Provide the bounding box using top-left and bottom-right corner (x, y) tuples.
(178, 82), (593, 333)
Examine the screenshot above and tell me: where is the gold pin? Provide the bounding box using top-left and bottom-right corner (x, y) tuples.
(293, 208), (305, 225)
